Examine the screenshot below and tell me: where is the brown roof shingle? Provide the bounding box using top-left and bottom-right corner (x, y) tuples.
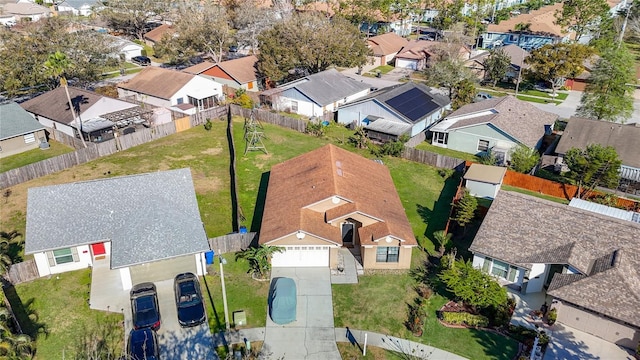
(487, 3), (572, 38)
(215, 55), (259, 84)
(367, 32), (408, 57)
(182, 61), (216, 75)
(118, 67), (195, 100)
(259, 144), (416, 246)
(21, 87), (103, 125)
(470, 190), (640, 327)
(143, 24), (174, 43)
(555, 117), (640, 169)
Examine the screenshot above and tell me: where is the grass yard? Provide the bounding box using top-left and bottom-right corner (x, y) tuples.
(367, 65), (394, 76)
(0, 140), (74, 173)
(9, 269), (124, 359)
(520, 89), (568, 100)
(516, 95), (561, 105)
(414, 142), (480, 162)
(201, 254), (270, 332)
(333, 272), (519, 360)
(337, 342), (405, 359)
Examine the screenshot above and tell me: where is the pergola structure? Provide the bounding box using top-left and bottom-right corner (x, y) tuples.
(101, 106), (153, 124)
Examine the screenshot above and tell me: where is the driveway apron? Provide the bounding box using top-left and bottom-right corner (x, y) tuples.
(264, 267), (341, 360)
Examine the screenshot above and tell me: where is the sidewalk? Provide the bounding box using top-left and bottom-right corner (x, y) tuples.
(216, 327), (468, 359)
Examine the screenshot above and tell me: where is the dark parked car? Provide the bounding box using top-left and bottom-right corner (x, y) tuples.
(130, 282), (161, 331)
(174, 273), (206, 327)
(131, 56), (151, 66)
(269, 277), (296, 325)
(474, 92), (493, 102)
(128, 328), (159, 360)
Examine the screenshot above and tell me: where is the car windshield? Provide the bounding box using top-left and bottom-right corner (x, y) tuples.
(178, 282), (201, 307)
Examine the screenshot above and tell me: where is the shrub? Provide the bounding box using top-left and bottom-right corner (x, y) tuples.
(483, 297), (516, 327)
(204, 118), (213, 131)
(415, 283), (433, 299)
(441, 311), (489, 327)
(546, 308), (557, 325)
(305, 121), (324, 137)
(438, 168), (454, 179)
(405, 299), (427, 336)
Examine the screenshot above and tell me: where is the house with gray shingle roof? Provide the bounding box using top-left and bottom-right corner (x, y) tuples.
(429, 95), (556, 163)
(337, 82), (451, 142)
(259, 68), (370, 118)
(25, 168), (210, 290)
(0, 102), (46, 158)
(470, 190), (640, 349)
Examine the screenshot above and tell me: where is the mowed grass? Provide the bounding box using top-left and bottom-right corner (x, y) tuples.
(0, 140), (74, 173)
(10, 269), (124, 359)
(333, 271), (519, 360)
(414, 142), (480, 162)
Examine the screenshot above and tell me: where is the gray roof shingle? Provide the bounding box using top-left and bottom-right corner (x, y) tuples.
(0, 102), (44, 140)
(556, 116), (640, 169)
(471, 190), (640, 327)
(25, 168), (209, 269)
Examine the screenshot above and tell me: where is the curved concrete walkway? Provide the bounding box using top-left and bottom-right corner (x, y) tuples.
(221, 327), (467, 359)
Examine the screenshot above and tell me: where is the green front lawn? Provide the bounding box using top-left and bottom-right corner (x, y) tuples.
(520, 89), (568, 100)
(10, 269), (124, 359)
(333, 272), (519, 360)
(368, 65), (394, 75)
(0, 140), (74, 173)
(516, 95), (561, 105)
(414, 142), (480, 162)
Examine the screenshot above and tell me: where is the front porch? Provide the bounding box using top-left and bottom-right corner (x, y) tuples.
(507, 287), (554, 330)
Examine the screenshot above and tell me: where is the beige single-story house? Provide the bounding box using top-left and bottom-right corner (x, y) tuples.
(25, 168), (211, 290)
(0, 102), (47, 158)
(259, 144), (418, 270)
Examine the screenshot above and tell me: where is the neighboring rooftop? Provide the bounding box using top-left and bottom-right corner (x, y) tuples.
(3, 2), (51, 15)
(260, 68), (370, 107)
(367, 32), (408, 56)
(487, 3), (572, 38)
(185, 55), (258, 84)
(0, 102), (45, 140)
(470, 190), (640, 327)
(431, 95), (556, 148)
(21, 87), (102, 125)
(568, 198), (640, 224)
(143, 23), (174, 43)
(259, 144), (416, 246)
(556, 117), (640, 169)
(464, 164), (507, 184)
(470, 44), (530, 70)
(25, 168), (209, 269)
(118, 67), (195, 100)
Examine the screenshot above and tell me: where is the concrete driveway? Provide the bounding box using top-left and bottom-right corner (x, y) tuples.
(264, 268), (341, 360)
(543, 323), (635, 360)
(154, 279), (218, 360)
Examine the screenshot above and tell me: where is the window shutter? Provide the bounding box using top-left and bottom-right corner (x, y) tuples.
(71, 247), (79, 262)
(482, 257), (491, 272)
(47, 251), (55, 267)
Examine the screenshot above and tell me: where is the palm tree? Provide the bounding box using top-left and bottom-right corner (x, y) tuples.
(236, 245), (284, 279)
(514, 22), (531, 47)
(44, 51), (87, 148)
(433, 230), (452, 256)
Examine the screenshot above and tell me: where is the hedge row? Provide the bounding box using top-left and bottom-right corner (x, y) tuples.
(441, 311), (489, 327)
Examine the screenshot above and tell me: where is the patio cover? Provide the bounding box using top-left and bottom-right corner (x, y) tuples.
(25, 168), (209, 269)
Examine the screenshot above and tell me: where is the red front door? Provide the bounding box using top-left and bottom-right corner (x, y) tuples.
(91, 243), (106, 256)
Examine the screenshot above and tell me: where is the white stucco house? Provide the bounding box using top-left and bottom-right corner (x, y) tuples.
(117, 67), (224, 111)
(25, 168), (211, 291)
(259, 69), (370, 118)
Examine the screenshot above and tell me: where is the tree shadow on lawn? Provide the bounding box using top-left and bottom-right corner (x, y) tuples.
(416, 174), (461, 249)
(249, 171), (270, 239)
(3, 285), (48, 340)
(468, 327), (519, 360)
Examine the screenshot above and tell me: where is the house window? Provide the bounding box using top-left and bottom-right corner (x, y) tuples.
(491, 259), (509, 278)
(376, 247), (399, 263)
(509, 34), (518, 42)
(177, 97), (184, 104)
(188, 95), (216, 110)
(486, 33), (493, 40)
(477, 139), (490, 152)
(24, 133), (36, 144)
(482, 257), (492, 272)
(433, 132), (448, 145)
(290, 101), (298, 112)
(247, 82), (254, 90)
(53, 248), (74, 264)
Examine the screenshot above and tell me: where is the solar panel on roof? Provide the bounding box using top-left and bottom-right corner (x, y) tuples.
(385, 87), (440, 122)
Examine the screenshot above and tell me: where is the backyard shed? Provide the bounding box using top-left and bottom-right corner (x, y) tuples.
(463, 164), (507, 199)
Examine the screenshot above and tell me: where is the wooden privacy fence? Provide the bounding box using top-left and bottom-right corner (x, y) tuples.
(402, 147), (466, 171)
(229, 105), (307, 133)
(7, 259), (39, 285)
(208, 232), (256, 255)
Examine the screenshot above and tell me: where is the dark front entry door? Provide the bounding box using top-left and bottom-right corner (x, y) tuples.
(342, 222), (354, 246)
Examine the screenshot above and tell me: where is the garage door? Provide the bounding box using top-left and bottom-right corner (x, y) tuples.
(129, 255), (197, 285)
(271, 246), (330, 267)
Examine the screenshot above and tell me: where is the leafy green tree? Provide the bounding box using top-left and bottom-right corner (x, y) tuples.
(257, 13), (370, 83)
(509, 145), (540, 173)
(453, 189), (477, 229)
(554, 0), (610, 42)
(348, 126), (369, 149)
(432, 0), (465, 31)
(576, 45), (635, 122)
(525, 43), (594, 97)
(483, 48), (511, 86)
(100, 0), (171, 40)
(425, 58), (475, 98)
(236, 245), (284, 279)
(432, 230), (452, 256)
(451, 79), (476, 110)
(439, 259), (507, 310)
(564, 144), (622, 198)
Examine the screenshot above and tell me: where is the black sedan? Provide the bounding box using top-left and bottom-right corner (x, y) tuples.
(174, 272), (206, 327)
(130, 282), (161, 331)
(128, 328), (159, 360)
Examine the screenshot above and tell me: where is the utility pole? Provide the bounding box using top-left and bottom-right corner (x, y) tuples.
(618, 2), (632, 49)
(219, 250), (230, 331)
(514, 66), (523, 96)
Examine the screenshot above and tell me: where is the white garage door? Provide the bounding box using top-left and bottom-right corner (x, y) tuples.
(271, 246), (330, 267)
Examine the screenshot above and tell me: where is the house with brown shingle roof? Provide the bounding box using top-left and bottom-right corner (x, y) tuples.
(465, 44), (530, 81)
(481, 3), (575, 51)
(395, 40), (470, 71)
(470, 190), (640, 350)
(259, 144), (417, 270)
(367, 32), (408, 66)
(429, 95), (556, 163)
(143, 24), (174, 45)
(183, 55), (260, 92)
(117, 67), (223, 111)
